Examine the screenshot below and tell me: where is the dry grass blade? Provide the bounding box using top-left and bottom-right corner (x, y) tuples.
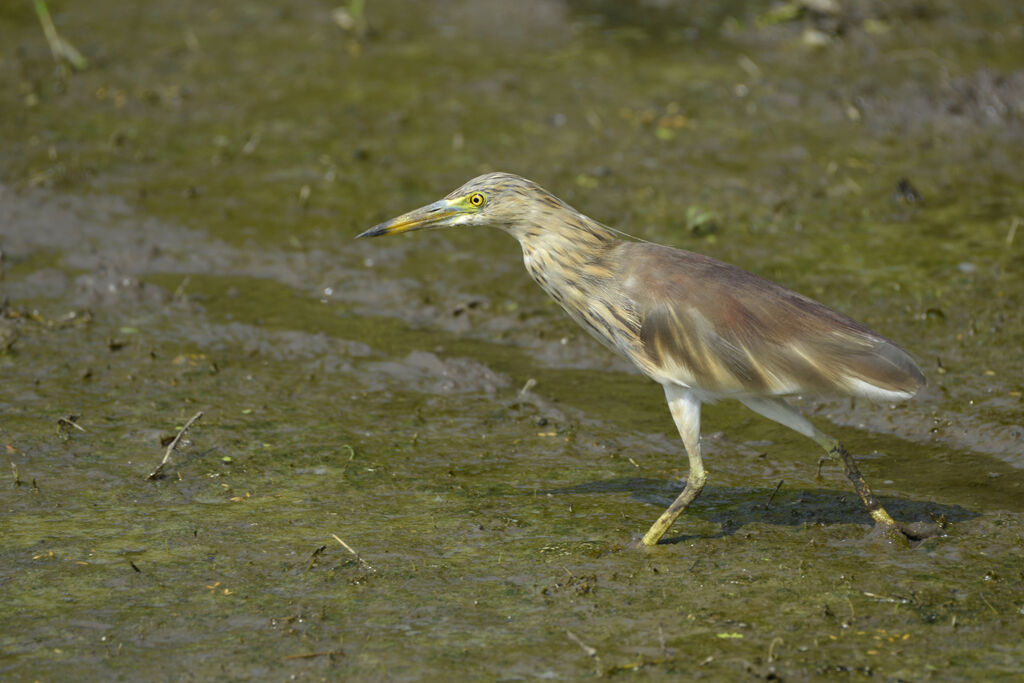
(147, 411), (204, 480)
(332, 534), (376, 572)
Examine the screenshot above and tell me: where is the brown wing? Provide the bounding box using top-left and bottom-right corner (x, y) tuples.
(614, 242), (924, 400)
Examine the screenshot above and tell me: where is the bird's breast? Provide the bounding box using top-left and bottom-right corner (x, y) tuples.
(520, 239), (643, 361)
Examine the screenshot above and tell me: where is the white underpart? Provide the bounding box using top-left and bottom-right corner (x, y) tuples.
(842, 376), (915, 401)
(739, 396), (820, 439)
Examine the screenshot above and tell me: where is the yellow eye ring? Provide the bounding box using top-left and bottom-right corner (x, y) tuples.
(468, 192), (485, 207)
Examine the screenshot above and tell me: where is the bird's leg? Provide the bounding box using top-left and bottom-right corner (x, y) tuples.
(738, 397), (940, 542)
(824, 441), (900, 530)
(641, 385), (706, 546)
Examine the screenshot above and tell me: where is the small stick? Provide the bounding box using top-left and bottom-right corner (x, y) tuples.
(567, 630), (601, 675)
(57, 415), (87, 433)
(766, 479), (784, 505)
(33, 0), (88, 70)
(767, 636), (783, 662)
(172, 276), (192, 300)
(332, 534), (375, 572)
(284, 650), (345, 660)
(862, 591), (908, 604)
(979, 592), (999, 616)
(147, 411), (203, 480)
(566, 630), (597, 657)
(306, 545), (327, 571)
(1006, 216), (1019, 247)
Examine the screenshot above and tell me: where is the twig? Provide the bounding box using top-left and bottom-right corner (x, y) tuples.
(1006, 216), (1020, 247)
(566, 630), (597, 657)
(147, 411), (203, 480)
(979, 592), (999, 616)
(338, 444), (356, 479)
(567, 630), (602, 676)
(33, 0), (88, 71)
(332, 534), (375, 572)
(815, 456), (828, 480)
(766, 479), (784, 505)
(57, 415), (87, 433)
(767, 636), (783, 662)
(605, 656), (676, 674)
(518, 377), (537, 398)
(862, 591), (909, 605)
(306, 545), (328, 571)
(284, 649), (345, 660)
(172, 276), (192, 300)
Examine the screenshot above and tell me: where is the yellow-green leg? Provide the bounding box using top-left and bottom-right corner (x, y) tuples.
(826, 442), (897, 527)
(641, 392), (941, 546)
(641, 385), (706, 546)
(739, 397), (940, 541)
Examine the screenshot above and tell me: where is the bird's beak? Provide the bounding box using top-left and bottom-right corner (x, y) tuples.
(356, 199), (461, 239)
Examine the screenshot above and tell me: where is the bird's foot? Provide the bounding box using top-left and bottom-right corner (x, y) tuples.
(629, 533), (661, 550)
(874, 520), (945, 546)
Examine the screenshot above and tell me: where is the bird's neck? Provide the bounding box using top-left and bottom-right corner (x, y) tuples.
(513, 204), (618, 252)
(516, 211), (621, 305)
(515, 214), (640, 359)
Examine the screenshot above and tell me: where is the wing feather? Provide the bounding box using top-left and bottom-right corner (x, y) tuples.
(616, 242), (924, 400)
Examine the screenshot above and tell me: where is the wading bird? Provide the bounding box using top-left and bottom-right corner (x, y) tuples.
(358, 172), (939, 546)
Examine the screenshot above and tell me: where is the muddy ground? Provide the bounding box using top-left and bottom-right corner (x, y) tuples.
(1, 1), (1023, 680)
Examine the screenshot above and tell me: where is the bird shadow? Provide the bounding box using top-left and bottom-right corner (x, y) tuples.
(544, 476), (978, 544)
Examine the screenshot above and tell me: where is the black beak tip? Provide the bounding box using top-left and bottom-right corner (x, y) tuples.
(355, 224), (387, 239)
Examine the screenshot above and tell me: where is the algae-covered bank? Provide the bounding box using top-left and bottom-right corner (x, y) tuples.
(2, 1), (1023, 679)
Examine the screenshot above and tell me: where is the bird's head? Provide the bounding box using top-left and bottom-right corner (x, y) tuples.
(356, 172), (568, 240)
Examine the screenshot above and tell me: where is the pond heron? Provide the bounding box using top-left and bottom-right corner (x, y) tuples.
(358, 172), (939, 546)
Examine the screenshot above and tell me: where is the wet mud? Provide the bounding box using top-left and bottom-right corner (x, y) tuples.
(2, 1), (1023, 679)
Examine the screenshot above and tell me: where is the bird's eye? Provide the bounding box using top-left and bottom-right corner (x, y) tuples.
(468, 192), (485, 207)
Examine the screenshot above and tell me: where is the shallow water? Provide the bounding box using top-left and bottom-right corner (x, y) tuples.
(2, 1), (1023, 679)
